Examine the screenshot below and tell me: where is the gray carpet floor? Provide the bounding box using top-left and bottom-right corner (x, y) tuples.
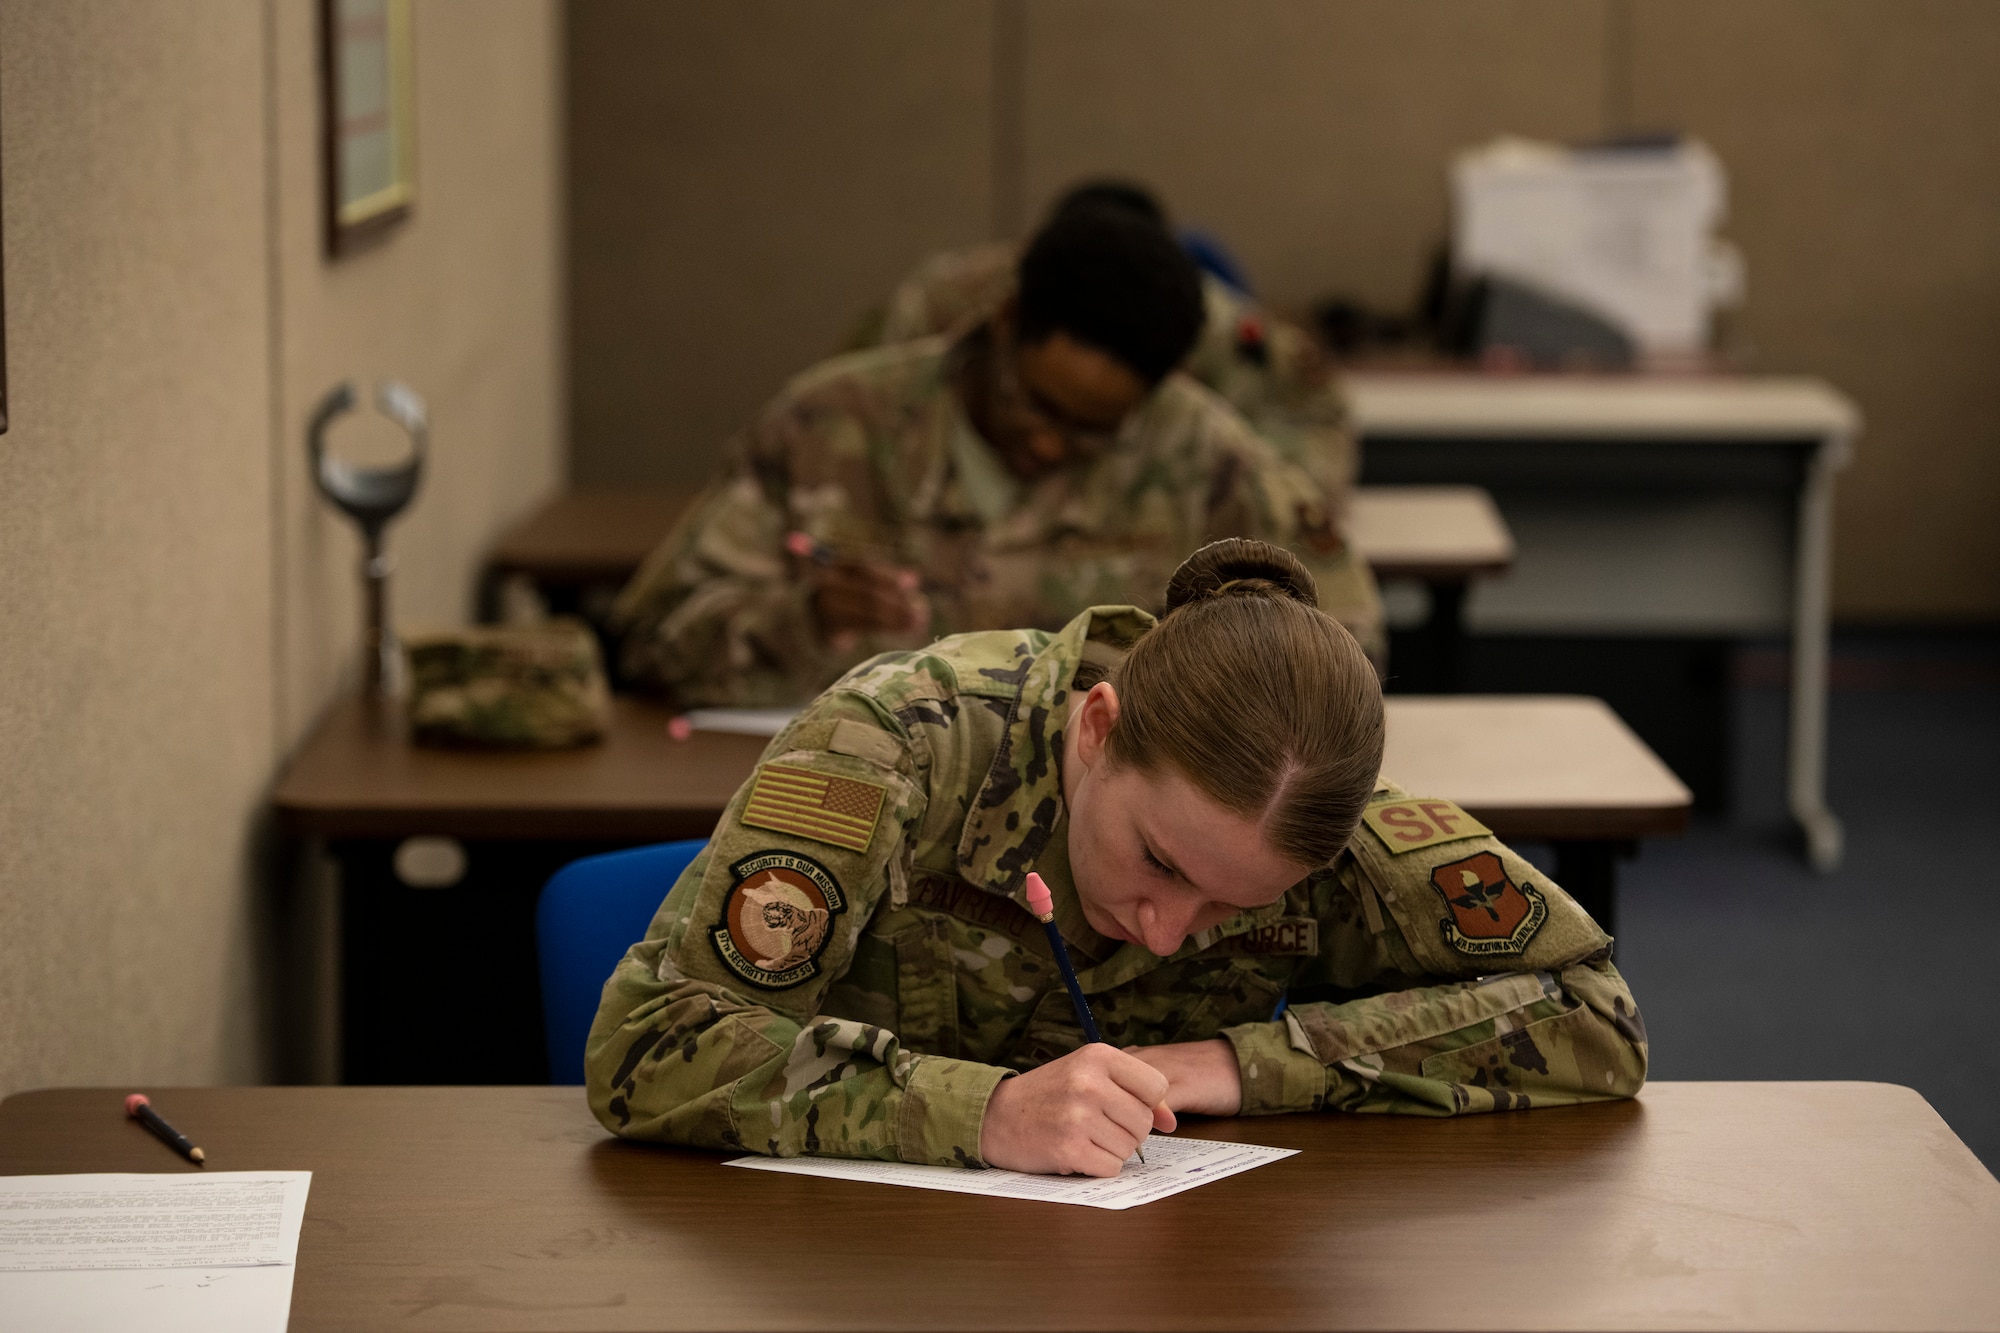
(1532, 634), (2000, 1171)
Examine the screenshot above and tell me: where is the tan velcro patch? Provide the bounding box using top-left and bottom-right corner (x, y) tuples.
(741, 763), (887, 854)
(1361, 796), (1491, 856)
(827, 718), (903, 771)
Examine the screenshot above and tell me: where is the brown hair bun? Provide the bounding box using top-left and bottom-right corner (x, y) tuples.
(1163, 538), (1319, 614)
(1111, 536), (1383, 871)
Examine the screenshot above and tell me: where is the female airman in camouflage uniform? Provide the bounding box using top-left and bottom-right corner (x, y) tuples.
(587, 540), (1645, 1176)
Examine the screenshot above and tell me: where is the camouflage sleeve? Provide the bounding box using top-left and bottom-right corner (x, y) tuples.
(584, 691), (1011, 1166)
(1184, 392), (1320, 551)
(608, 410), (842, 708)
(1258, 324), (1358, 505)
(1220, 789), (1648, 1116)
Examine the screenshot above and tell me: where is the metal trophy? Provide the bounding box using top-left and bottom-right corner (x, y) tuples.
(307, 380), (428, 696)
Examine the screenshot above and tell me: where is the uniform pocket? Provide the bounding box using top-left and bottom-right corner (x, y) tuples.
(893, 917), (959, 1059)
(1170, 960), (1289, 1040)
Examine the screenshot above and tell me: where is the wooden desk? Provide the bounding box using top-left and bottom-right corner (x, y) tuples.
(273, 695), (764, 843)
(276, 694), (1681, 846)
(492, 485), (1516, 592)
(1347, 372), (1859, 871)
(1349, 484), (1515, 691)
(274, 694), (1684, 1085)
(488, 486), (697, 592)
(485, 485), (1517, 690)
(5, 1083), (1993, 1332)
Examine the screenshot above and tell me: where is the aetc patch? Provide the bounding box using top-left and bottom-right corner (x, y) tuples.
(710, 850), (847, 989)
(1429, 851), (1547, 957)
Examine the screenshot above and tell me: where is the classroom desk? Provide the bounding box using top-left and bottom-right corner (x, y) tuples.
(485, 485), (699, 613)
(1346, 373), (1859, 872)
(273, 694), (1686, 1085)
(483, 484), (1515, 685)
(1346, 483), (1514, 689)
(5, 1083), (1995, 1332)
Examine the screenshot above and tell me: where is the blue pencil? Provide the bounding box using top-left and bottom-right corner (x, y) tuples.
(1025, 871), (1143, 1160)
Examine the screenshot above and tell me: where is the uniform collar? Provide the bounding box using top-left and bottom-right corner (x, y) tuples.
(954, 605), (1154, 904)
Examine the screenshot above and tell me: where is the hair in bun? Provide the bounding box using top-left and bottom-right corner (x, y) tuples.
(1163, 538), (1319, 614)
(1105, 538), (1383, 869)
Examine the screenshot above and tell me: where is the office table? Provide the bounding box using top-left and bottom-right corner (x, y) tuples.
(484, 485), (699, 617)
(1346, 483), (1514, 689)
(4, 1082), (1994, 1332)
(1346, 373), (1859, 871)
(274, 694), (1686, 1085)
(483, 484), (1515, 686)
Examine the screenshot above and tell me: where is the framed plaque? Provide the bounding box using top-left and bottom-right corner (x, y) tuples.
(321, 0), (415, 256)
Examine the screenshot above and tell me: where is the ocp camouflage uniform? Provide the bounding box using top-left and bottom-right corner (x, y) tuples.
(873, 241), (1361, 504)
(610, 334), (1382, 708)
(585, 606), (1647, 1166)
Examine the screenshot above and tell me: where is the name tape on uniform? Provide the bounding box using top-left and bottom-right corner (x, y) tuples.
(741, 763), (886, 854)
(1361, 797), (1490, 855)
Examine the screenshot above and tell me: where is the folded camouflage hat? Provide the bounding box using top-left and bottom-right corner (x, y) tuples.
(404, 620), (611, 749)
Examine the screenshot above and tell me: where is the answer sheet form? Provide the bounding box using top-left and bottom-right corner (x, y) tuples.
(0, 1170), (311, 1332)
(726, 1133), (1297, 1209)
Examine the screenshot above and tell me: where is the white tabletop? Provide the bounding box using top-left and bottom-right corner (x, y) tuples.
(1348, 485), (1514, 576)
(1345, 373), (1861, 441)
(1382, 695), (1692, 823)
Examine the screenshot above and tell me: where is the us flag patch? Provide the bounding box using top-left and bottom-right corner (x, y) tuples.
(740, 764), (887, 853)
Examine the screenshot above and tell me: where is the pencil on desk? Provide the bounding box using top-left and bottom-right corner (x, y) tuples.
(126, 1094), (205, 1166)
(1025, 871), (1156, 1163)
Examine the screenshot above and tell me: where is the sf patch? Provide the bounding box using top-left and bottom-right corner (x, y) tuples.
(1363, 796), (1491, 855)
(1429, 851), (1546, 957)
(710, 850), (848, 989)
(741, 763), (886, 854)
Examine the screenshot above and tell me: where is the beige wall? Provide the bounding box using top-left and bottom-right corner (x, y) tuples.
(567, 0), (993, 486)
(1628, 0), (2000, 621)
(568, 0), (2000, 622)
(0, 0), (565, 1099)
(1020, 0), (1610, 316)
(0, 0), (275, 1095)
(273, 0), (565, 741)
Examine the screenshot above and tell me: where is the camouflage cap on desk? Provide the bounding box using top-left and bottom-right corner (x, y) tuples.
(405, 620), (610, 749)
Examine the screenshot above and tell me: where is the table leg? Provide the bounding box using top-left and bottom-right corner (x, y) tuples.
(1422, 579), (1470, 693)
(1789, 436), (1850, 873)
(1550, 840), (1633, 942)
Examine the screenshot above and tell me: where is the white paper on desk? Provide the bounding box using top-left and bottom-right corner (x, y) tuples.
(0, 1171), (310, 1333)
(684, 706), (801, 736)
(726, 1135), (1296, 1210)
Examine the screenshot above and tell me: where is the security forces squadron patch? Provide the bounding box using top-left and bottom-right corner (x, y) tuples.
(710, 850), (848, 989)
(1429, 851), (1546, 957)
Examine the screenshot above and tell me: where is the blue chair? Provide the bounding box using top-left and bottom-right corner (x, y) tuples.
(535, 839), (707, 1085)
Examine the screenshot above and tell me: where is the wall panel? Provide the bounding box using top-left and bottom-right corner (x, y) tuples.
(271, 0), (568, 741)
(0, 0), (567, 1099)
(567, 0), (994, 486)
(1629, 0), (2000, 621)
(0, 0), (275, 1094)
(1020, 0), (1611, 317)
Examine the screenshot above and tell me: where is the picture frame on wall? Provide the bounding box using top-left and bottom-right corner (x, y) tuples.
(321, 0), (415, 256)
